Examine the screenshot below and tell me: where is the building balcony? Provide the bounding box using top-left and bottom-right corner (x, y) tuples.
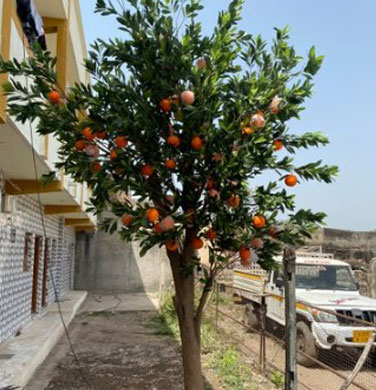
(0, 0), (96, 230)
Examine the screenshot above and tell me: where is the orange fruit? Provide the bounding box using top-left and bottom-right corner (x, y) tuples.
(285, 174), (298, 187)
(92, 162), (101, 172)
(83, 127), (95, 141)
(141, 164), (154, 177)
(205, 229), (217, 240)
(242, 126), (255, 135)
(167, 135), (180, 148)
(239, 247), (252, 262)
(155, 223), (163, 234)
(121, 214), (133, 227)
(95, 131), (107, 139)
(191, 136), (203, 150)
(75, 140), (86, 151)
(146, 208), (159, 223)
(273, 140), (283, 151)
(48, 91), (60, 105)
(110, 149), (118, 160)
(181, 90), (195, 105)
(166, 240), (179, 252)
(191, 237), (204, 250)
(160, 98), (172, 112)
(253, 215), (266, 229)
(115, 136), (128, 148)
(227, 194), (240, 209)
(165, 159), (176, 170)
(160, 216), (175, 232)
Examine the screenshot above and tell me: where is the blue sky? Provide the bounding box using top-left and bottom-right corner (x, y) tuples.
(80, 0), (376, 231)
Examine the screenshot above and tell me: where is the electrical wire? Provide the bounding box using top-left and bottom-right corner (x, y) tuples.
(22, 33), (93, 390)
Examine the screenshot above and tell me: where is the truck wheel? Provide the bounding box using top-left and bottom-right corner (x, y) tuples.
(296, 321), (318, 367)
(243, 303), (260, 331)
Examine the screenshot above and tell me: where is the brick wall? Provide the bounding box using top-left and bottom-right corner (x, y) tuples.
(0, 195), (76, 343)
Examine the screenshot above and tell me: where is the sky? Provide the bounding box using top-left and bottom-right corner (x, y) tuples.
(79, 0), (376, 232)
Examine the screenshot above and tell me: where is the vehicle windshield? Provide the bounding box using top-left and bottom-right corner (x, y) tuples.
(295, 265), (358, 291)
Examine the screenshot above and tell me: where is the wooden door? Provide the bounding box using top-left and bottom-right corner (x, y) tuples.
(41, 238), (49, 307)
(31, 236), (41, 313)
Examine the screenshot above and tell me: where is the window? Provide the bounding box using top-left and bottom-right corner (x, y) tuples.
(23, 233), (33, 272)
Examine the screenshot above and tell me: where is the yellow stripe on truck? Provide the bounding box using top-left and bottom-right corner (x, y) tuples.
(234, 271), (263, 281)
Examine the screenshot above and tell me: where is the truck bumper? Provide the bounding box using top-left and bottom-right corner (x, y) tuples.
(312, 323), (376, 350)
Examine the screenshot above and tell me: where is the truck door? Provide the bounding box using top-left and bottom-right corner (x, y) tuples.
(266, 270), (285, 325)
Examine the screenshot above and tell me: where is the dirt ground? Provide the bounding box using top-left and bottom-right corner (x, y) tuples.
(25, 295), (185, 390)
(25, 293), (275, 390)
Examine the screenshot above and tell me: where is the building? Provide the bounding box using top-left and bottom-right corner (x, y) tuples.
(0, 0), (95, 344)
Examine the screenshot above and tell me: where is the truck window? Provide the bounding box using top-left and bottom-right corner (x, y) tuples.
(295, 265), (357, 291)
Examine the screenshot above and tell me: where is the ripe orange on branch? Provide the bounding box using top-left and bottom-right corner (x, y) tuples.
(253, 215), (266, 229)
(273, 140), (283, 151)
(191, 237), (204, 250)
(160, 216), (175, 232)
(239, 247), (251, 262)
(146, 208), (159, 223)
(242, 126), (255, 135)
(166, 240), (179, 252)
(83, 127), (95, 141)
(48, 90), (61, 105)
(165, 159), (176, 170)
(285, 174), (298, 187)
(159, 98), (172, 112)
(181, 90), (195, 105)
(121, 214), (133, 227)
(141, 164), (154, 177)
(205, 229), (217, 240)
(167, 135), (180, 148)
(191, 136), (203, 150)
(115, 136), (128, 148)
(75, 140), (86, 151)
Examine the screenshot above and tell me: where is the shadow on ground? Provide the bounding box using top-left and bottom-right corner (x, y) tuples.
(24, 294), (214, 390)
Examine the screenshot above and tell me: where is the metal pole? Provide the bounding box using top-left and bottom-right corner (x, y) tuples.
(259, 295), (267, 373)
(283, 246), (297, 390)
(215, 281), (219, 331)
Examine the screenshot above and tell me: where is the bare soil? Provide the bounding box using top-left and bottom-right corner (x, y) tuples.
(25, 310), (184, 390)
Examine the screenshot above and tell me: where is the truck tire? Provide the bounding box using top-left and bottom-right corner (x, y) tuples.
(243, 303), (260, 331)
(296, 321), (318, 367)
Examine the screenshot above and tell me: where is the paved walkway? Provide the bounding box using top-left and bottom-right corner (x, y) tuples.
(0, 291), (87, 389)
(24, 293), (184, 390)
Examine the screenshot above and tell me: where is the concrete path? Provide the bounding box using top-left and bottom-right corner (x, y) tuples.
(0, 291), (87, 389)
(24, 293), (184, 390)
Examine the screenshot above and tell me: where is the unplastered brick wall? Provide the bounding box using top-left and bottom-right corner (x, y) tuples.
(0, 195), (76, 343)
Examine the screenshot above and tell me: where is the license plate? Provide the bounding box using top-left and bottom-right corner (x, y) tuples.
(353, 330), (373, 343)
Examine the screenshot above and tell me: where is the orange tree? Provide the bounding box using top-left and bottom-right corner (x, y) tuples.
(0, 1), (338, 389)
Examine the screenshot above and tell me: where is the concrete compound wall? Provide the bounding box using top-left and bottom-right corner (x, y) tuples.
(308, 228), (376, 297)
(74, 224), (172, 294)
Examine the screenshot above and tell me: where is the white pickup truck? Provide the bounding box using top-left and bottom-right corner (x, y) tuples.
(233, 252), (376, 366)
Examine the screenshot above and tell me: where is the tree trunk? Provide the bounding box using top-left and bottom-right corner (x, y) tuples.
(175, 283), (204, 390)
(169, 250), (205, 390)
